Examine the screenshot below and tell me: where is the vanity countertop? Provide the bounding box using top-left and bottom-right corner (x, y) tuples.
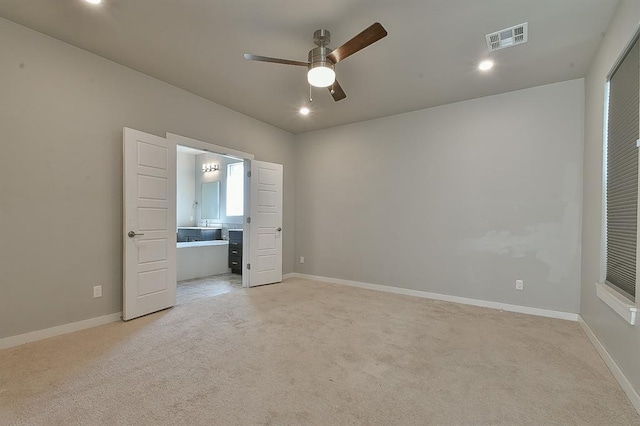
(177, 240), (228, 248)
(178, 226), (222, 230)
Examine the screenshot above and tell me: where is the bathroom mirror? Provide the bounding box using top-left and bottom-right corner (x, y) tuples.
(201, 181), (220, 220)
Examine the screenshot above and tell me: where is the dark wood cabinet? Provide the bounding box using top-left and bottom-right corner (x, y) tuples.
(228, 230), (243, 274)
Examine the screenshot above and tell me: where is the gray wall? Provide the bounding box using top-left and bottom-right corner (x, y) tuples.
(581, 0), (640, 396)
(295, 79), (584, 313)
(177, 152), (196, 227)
(0, 18), (296, 339)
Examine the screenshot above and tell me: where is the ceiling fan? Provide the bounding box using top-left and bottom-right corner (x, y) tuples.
(244, 22), (388, 102)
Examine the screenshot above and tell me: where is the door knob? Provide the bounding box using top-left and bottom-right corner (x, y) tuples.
(128, 231), (145, 238)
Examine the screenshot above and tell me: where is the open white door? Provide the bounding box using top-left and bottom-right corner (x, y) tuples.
(123, 128), (177, 320)
(248, 160), (283, 287)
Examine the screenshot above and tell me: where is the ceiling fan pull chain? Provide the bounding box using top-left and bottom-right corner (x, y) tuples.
(309, 85), (313, 102)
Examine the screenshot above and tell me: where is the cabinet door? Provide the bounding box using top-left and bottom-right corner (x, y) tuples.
(229, 256), (242, 270)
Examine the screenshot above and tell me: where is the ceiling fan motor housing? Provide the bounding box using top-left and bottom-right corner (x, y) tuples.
(309, 28), (334, 70)
(308, 45), (335, 69)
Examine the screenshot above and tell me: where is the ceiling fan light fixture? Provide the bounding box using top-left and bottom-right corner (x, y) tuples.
(307, 63), (335, 88)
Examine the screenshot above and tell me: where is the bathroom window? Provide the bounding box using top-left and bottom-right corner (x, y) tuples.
(226, 162), (244, 216)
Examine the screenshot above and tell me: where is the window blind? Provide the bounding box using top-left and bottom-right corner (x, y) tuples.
(606, 38), (639, 298)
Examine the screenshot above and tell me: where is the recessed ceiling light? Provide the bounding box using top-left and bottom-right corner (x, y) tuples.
(478, 60), (494, 71)
(299, 107), (310, 116)
(85, 0), (102, 4)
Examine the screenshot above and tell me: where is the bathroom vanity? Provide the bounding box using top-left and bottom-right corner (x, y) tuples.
(228, 229), (243, 274)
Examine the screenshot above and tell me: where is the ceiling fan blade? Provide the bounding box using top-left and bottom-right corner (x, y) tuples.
(327, 22), (388, 64)
(329, 80), (346, 102)
(243, 53), (308, 67)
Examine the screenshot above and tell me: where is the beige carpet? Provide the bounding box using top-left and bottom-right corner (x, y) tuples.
(1, 278), (638, 425)
(177, 273), (243, 305)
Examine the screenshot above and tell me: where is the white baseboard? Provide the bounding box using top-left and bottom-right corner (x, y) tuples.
(578, 315), (640, 414)
(0, 312), (122, 350)
(290, 273), (579, 321)
(282, 272), (296, 280)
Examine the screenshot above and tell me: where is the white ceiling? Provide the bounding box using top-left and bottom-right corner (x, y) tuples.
(0, 0), (619, 134)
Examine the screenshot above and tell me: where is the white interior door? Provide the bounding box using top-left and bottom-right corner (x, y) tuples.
(123, 128), (177, 320)
(248, 160), (283, 287)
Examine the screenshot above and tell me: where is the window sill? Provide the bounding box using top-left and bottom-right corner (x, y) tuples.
(595, 282), (637, 325)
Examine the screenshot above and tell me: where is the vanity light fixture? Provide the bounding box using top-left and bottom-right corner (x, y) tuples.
(202, 163), (219, 173)
(85, 0), (102, 4)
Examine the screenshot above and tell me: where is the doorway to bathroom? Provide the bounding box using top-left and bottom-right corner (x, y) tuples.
(123, 128), (283, 320)
(168, 132), (285, 295)
(175, 143), (245, 304)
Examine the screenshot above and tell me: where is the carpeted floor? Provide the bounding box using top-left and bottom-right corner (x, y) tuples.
(177, 273), (243, 305)
(1, 278), (638, 425)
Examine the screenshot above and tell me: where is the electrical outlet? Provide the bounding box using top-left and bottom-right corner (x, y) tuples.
(300, 256), (305, 264)
(515, 280), (524, 291)
(93, 285), (102, 298)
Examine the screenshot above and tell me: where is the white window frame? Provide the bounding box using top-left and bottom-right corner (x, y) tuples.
(226, 162), (244, 217)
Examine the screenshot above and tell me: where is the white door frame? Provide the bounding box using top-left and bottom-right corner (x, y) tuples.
(166, 133), (254, 288)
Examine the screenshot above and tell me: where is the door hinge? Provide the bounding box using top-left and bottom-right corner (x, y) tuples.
(247, 217), (251, 224)
(247, 171), (252, 178)
(247, 263), (251, 270)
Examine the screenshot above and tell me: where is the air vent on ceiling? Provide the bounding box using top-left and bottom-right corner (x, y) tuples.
(486, 23), (528, 52)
